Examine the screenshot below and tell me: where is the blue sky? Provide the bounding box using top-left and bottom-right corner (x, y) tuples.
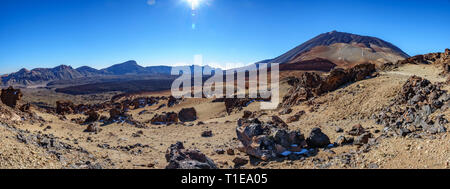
(1, 0), (449, 74)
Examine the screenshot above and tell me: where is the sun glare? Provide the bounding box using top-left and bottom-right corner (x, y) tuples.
(187, 0), (201, 10)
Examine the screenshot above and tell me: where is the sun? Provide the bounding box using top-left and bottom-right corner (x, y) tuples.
(186, 0), (201, 10)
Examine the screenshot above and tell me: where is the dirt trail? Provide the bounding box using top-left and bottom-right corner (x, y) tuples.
(383, 64), (447, 83)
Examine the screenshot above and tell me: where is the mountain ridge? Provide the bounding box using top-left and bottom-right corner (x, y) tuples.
(1, 60), (220, 86)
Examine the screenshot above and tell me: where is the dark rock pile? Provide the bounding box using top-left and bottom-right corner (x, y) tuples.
(165, 142), (217, 169)
(236, 118), (318, 161)
(376, 76), (449, 137)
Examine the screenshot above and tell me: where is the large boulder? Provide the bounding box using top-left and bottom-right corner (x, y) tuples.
(306, 128), (331, 148)
(178, 107), (197, 122)
(165, 142), (217, 169)
(1, 86), (23, 108)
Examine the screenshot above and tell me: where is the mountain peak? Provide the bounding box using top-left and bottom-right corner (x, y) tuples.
(52, 65), (74, 71)
(121, 60), (138, 65)
(260, 31), (409, 67)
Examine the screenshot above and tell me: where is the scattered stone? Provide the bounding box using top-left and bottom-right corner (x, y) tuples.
(242, 111), (254, 119)
(215, 149), (225, 155)
(335, 135), (353, 146)
(354, 133), (373, 145)
(286, 111), (306, 123)
(271, 115), (289, 129)
(150, 112), (178, 125)
(226, 148), (235, 156)
(201, 130), (213, 137)
(347, 124), (366, 136)
(232, 156), (249, 168)
(165, 142), (217, 169)
(279, 108), (292, 115)
(85, 123), (101, 133)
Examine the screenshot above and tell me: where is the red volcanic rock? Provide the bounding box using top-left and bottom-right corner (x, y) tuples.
(280, 58), (337, 72)
(167, 96), (181, 107)
(1, 86), (23, 108)
(286, 110), (306, 123)
(84, 110), (100, 123)
(56, 100), (75, 115)
(271, 115), (289, 129)
(109, 105), (126, 121)
(151, 112), (178, 125)
(281, 63), (375, 108)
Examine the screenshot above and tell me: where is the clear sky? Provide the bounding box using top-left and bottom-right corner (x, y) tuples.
(1, 0), (449, 74)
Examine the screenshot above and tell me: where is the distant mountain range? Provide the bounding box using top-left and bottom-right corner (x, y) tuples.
(1, 31), (410, 87)
(260, 30), (409, 69)
(1, 61), (214, 86)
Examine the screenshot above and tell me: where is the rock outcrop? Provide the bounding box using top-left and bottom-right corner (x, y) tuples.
(281, 64), (376, 108)
(1, 86), (23, 108)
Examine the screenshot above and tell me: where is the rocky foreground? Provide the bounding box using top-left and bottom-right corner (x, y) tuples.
(0, 50), (449, 169)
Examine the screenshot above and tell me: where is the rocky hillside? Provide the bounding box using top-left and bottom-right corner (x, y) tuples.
(0, 50), (448, 169)
(260, 31), (409, 69)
